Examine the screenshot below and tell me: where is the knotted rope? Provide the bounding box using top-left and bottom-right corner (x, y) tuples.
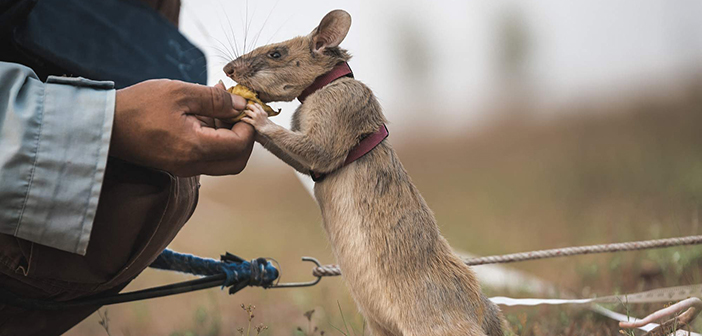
(0, 249), (280, 310)
(150, 249), (278, 288)
(311, 235), (702, 277)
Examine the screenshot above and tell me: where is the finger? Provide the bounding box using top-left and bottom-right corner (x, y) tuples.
(218, 116), (241, 124)
(215, 118), (235, 129)
(230, 94), (248, 110)
(229, 119), (255, 139)
(193, 127), (255, 175)
(173, 149), (252, 176)
(194, 115), (216, 128)
(191, 155), (252, 176)
(194, 122), (255, 159)
(184, 83), (247, 119)
(241, 117), (254, 125)
(215, 80), (226, 91)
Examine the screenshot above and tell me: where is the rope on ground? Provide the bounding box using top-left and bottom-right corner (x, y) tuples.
(311, 235), (702, 277)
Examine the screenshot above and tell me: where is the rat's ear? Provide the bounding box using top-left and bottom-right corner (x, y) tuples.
(310, 9), (351, 53)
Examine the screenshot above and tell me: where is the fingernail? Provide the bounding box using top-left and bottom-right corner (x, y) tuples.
(218, 79), (224, 86)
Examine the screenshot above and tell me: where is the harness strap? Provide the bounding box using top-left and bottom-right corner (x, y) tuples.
(297, 62), (389, 182)
(297, 62), (353, 103)
(310, 125), (389, 182)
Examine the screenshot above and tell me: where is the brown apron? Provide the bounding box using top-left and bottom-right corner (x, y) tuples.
(0, 158), (199, 335)
(0, 2), (199, 335)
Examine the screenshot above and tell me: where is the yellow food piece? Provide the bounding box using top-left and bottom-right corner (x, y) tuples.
(227, 85), (281, 122)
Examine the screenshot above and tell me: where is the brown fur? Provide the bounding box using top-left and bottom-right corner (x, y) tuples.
(225, 10), (506, 336)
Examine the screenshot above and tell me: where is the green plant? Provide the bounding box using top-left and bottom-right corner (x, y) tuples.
(617, 296), (636, 336)
(237, 304), (268, 336)
(295, 309), (325, 336)
(327, 302), (364, 336)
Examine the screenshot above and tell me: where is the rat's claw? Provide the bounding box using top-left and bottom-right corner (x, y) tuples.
(250, 103), (264, 115)
(250, 104), (269, 119)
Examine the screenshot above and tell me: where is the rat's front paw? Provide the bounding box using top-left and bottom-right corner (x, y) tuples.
(241, 103), (273, 132)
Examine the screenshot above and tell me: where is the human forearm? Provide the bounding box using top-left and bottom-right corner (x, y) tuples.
(0, 62), (115, 255)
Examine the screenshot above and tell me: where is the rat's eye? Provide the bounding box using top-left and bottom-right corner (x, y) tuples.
(268, 51), (282, 59)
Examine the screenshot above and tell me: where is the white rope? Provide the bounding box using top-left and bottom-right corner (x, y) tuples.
(491, 284), (702, 306)
(312, 235), (702, 277)
(465, 235), (702, 266)
(490, 284), (702, 335)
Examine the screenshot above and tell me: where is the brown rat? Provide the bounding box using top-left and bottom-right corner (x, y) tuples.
(224, 9), (506, 336)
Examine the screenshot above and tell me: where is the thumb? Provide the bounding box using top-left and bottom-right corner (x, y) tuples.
(185, 83), (247, 119)
(214, 80), (247, 111)
(214, 79), (226, 91)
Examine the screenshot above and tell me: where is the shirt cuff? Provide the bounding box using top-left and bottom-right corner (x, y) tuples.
(15, 76), (115, 255)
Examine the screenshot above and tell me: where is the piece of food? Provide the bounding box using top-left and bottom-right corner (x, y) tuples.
(227, 85), (281, 122)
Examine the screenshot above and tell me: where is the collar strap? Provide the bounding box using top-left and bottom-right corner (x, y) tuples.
(297, 62), (353, 103)
(311, 124), (389, 182)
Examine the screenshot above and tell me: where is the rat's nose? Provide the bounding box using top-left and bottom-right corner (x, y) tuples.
(223, 62), (235, 76)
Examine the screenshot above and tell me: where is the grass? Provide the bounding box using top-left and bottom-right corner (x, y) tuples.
(65, 77), (702, 335)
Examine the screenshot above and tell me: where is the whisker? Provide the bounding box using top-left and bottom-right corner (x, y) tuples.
(197, 38), (234, 61)
(265, 13), (293, 46)
(219, 18), (238, 58)
(250, 0), (281, 51)
(199, 59), (227, 79)
(198, 67), (209, 78)
(243, 0), (249, 54)
(208, 44), (236, 62)
(189, 54), (210, 64)
(203, 27), (239, 60)
(214, 40), (236, 60)
(209, 53), (232, 63)
(176, 44), (212, 58)
(244, 0), (259, 52)
(171, 43), (231, 67)
(219, 1), (241, 58)
(183, 0), (236, 59)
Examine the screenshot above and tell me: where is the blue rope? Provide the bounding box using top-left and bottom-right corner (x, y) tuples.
(149, 249), (279, 289)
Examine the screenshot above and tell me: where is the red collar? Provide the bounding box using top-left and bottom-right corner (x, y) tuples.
(299, 62), (388, 182)
(297, 62), (354, 103)
(310, 125), (389, 182)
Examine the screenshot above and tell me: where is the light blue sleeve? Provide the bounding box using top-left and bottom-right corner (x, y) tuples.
(0, 61), (115, 255)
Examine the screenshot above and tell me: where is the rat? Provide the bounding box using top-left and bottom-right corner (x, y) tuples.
(224, 9), (506, 336)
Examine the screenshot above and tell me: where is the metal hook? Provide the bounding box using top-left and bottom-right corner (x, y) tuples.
(268, 257), (323, 289)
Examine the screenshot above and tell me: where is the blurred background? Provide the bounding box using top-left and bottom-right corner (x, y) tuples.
(68, 0), (702, 335)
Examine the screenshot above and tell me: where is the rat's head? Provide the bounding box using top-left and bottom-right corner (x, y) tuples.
(224, 9), (352, 102)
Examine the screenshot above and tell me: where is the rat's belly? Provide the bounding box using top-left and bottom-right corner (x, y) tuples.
(314, 177), (366, 262)
(315, 181), (399, 325)
(313, 168), (379, 285)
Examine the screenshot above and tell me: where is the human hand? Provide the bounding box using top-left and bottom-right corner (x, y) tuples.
(110, 79), (254, 176)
